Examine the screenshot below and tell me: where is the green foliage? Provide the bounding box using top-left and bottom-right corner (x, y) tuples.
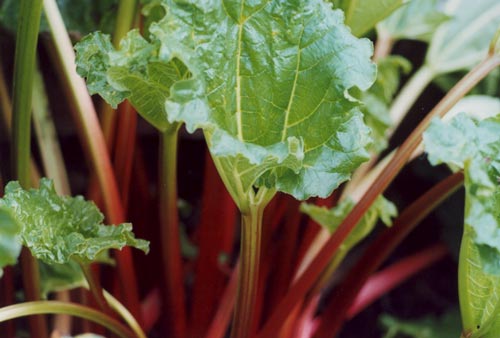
(378, 0), (449, 42)
(357, 56), (411, 152)
(39, 260), (86, 298)
(426, 0), (500, 74)
(0, 178), (149, 265)
(424, 113), (500, 273)
(380, 309), (461, 338)
(332, 0), (407, 37)
(0, 0), (118, 35)
(76, 0), (377, 207)
(75, 30), (187, 132)
(0, 206), (22, 278)
(301, 195), (396, 269)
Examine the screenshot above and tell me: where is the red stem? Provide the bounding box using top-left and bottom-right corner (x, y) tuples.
(205, 262), (239, 338)
(189, 151), (237, 337)
(257, 53), (499, 338)
(346, 243), (449, 319)
(314, 172), (463, 338)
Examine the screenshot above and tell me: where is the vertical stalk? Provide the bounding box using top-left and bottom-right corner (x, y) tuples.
(230, 203), (265, 338)
(79, 263), (114, 316)
(159, 128), (186, 338)
(42, 0), (143, 323)
(11, 1), (47, 337)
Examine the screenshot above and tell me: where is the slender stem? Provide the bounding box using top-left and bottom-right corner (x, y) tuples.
(387, 64), (435, 136)
(79, 263), (113, 316)
(258, 54), (500, 338)
(230, 203), (265, 338)
(0, 301), (135, 338)
(159, 128), (186, 338)
(12, 0), (42, 186)
(42, 0), (143, 322)
(104, 290), (147, 338)
(373, 27), (395, 61)
(12, 2), (47, 337)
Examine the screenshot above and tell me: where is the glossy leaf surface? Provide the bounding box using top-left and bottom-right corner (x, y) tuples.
(76, 0), (377, 206)
(0, 179), (149, 265)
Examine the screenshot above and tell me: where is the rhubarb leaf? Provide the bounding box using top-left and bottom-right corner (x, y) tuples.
(75, 30), (188, 132)
(377, 0), (449, 42)
(0, 206), (22, 278)
(424, 113), (500, 275)
(151, 0), (375, 205)
(426, 0), (500, 74)
(301, 195), (396, 270)
(39, 260), (86, 298)
(0, 178), (149, 265)
(332, 0), (407, 37)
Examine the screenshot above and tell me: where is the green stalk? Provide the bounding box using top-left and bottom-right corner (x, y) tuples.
(11, 1), (47, 337)
(0, 301), (135, 338)
(159, 128), (186, 338)
(230, 187), (275, 338)
(42, 0), (143, 322)
(79, 262), (114, 316)
(104, 290), (147, 338)
(387, 64), (435, 136)
(12, 0), (42, 186)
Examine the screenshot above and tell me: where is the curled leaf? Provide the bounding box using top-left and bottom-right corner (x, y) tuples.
(0, 178), (149, 265)
(0, 206), (22, 278)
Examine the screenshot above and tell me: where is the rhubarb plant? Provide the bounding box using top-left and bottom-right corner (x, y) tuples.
(0, 0), (500, 337)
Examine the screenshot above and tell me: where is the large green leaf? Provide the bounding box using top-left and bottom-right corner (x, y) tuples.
(426, 0), (500, 74)
(39, 260), (86, 298)
(0, 0), (118, 35)
(377, 0), (449, 42)
(0, 206), (22, 278)
(380, 309), (461, 338)
(301, 195), (396, 270)
(0, 178), (149, 265)
(332, 0), (407, 37)
(76, 0), (376, 207)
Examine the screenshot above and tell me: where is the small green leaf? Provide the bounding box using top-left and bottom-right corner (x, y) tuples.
(380, 308), (461, 338)
(377, 0), (449, 42)
(0, 206), (22, 278)
(426, 0), (500, 74)
(0, 178), (149, 265)
(357, 56), (411, 152)
(332, 0), (408, 37)
(301, 195), (396, 270)
(0, 0), (118, 35)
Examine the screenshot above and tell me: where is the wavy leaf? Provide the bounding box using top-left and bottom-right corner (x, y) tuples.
(0, 178), (149, 265)
(0, 206), (22, 278)
(301, 195), (396, 270)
